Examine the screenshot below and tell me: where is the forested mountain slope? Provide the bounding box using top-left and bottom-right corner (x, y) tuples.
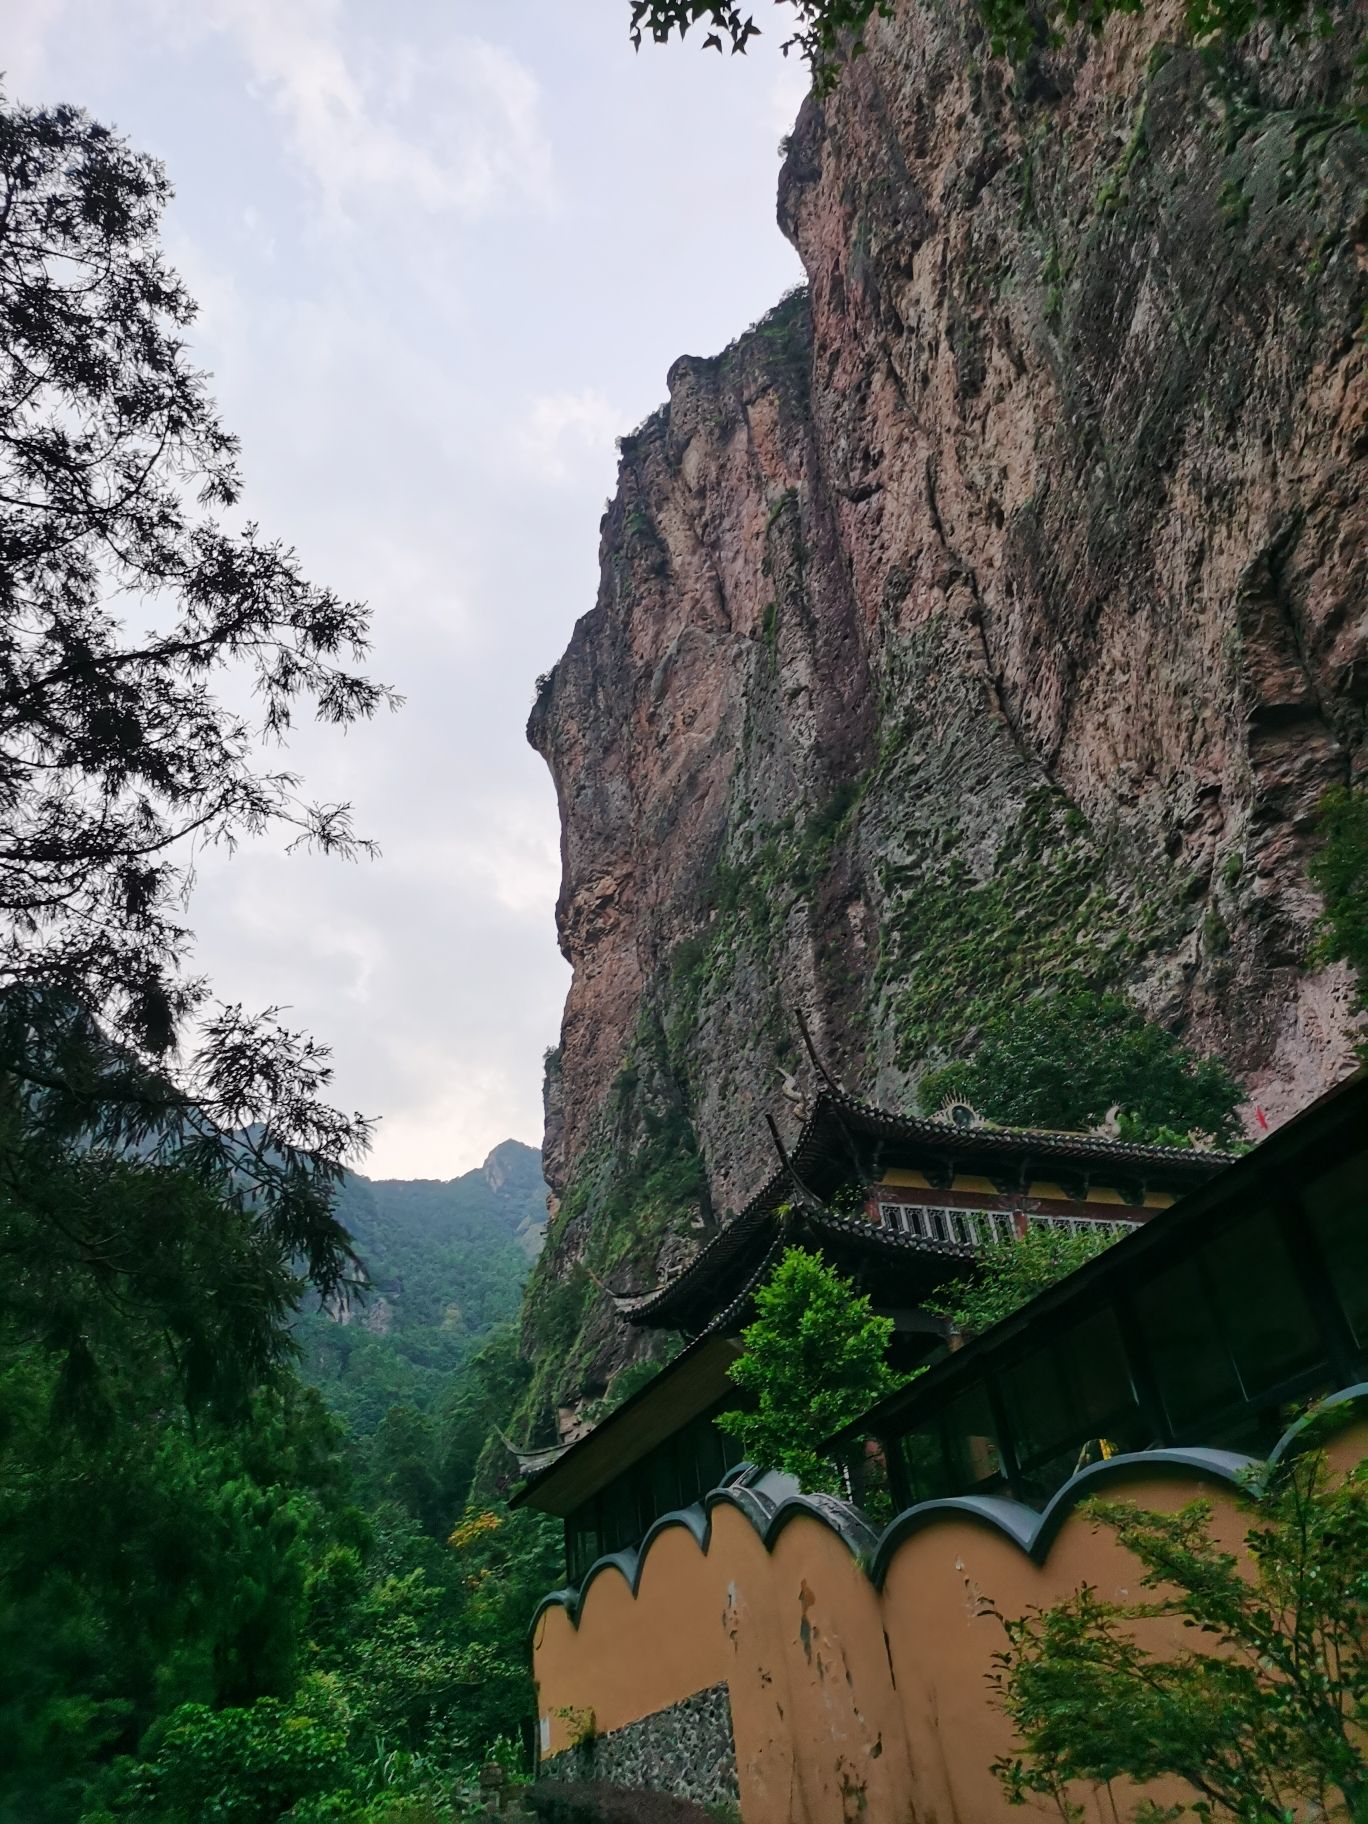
(299, 1139), (546, 1437)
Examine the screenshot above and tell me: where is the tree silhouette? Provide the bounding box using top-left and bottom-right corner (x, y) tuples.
(0, 93), (397, 1320)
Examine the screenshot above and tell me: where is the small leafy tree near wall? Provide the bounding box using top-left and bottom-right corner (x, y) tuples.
(718, 1244), (903, 1494)
(990, 1436), (1368, 1820)
(927, 1224), (1118, 1338)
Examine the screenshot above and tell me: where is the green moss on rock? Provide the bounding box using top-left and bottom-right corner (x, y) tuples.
(874, 789), (1140, 1073)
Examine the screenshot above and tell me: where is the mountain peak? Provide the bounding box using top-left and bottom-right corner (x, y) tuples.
(481, 1137), (540, 1195)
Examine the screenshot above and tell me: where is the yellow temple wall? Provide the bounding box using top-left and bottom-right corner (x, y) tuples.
(878, 1468), (1246, 1824)
(531, 1413), (1368, 1824)
(534, 1500), (915, 1824)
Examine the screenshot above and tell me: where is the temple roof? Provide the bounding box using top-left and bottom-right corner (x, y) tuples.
(508, 1333), (744, 1518)
(612, 1191), (977, 1332)
(787, 1085), (1231, 1178)
(825, 1067), (1368, 1455)
(611, 1088), (1231, 1334)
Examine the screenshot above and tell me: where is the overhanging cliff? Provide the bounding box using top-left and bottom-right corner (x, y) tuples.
(517, 0), (1366, 1436)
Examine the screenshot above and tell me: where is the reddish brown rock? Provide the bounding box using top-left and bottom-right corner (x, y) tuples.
(520, 0), (1366, 1419)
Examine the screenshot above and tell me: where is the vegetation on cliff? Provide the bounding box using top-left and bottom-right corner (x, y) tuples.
(1312, 785), (1368, 1053)
(918, 989), (1244, 1147)
(511, 1005), (706, 1445)
(627, 0), (1354, 80)
(874, 788), (1150, 1077)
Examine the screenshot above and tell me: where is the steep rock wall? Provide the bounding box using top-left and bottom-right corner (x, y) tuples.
(519, 0), (1366, 1429)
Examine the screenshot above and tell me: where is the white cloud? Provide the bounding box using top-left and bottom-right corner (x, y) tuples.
(365, 1048), (544, 1180)
(10, 0), (555, 227)
(516, 387), (623, 486)
(195, 0), (554, 225)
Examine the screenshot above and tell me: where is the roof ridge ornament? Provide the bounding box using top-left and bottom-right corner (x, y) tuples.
(583, 1261), (629, 1299)
(777, 1064), (810, 1120)
(795, 1008), (845, 1097)
(492, 1424), (569, 1478)
(935, 1098), (984, 1131)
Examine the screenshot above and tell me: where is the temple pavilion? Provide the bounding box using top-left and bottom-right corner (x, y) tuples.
(511, 1085), (1229, 1581)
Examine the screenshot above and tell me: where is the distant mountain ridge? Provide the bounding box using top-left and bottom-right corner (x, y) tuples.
(341, 1138), (548, 1294)
(300, 1139), (547, 1436)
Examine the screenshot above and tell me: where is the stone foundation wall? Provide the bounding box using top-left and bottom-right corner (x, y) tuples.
(540, 1682), (738, 1810)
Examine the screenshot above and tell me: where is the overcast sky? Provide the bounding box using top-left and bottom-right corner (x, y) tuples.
(8, 0), (806, 1177)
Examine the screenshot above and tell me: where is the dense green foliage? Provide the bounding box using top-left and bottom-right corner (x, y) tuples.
(919, 989), (1243, 1147)
(1312, 785), (1368, 1051)
(629, 0), (1350, 83)
(992, 1434), (1368, 1820)
(719, 1245), (902, 1492)
(299, 1146), (544, 1440)
(927, 1224), (1119, 1337)
(0, 1178), (555, 1824)
(513, 1005), (705, 1440)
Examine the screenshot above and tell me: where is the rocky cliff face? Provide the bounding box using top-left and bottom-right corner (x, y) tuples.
(519, 0), (1366, 1432)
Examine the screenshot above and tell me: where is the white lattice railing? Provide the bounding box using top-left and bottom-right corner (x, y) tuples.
(875, 1202), (1142, 1248)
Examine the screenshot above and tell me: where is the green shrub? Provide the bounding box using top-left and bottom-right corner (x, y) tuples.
(927, 1225), (1118, 1337)
(992, 1436), (1368, 1820)
(719, 1246), (905, 1492)
(103, 1689), (348, 1823)
(919, 989), (1242, 1147)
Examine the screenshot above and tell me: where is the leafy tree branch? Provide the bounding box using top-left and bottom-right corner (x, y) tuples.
(991, 1435), (1368, 1820)
(0, 92), (398, 1330)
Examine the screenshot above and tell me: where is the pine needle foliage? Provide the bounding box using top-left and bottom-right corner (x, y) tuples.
(991, 1437), (1368, 1820)
(0, 90), (397, 1319)
(718, 1243), (903, 1493)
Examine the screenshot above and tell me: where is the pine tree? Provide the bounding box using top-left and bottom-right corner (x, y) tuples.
(0, 92), (396, 1343)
